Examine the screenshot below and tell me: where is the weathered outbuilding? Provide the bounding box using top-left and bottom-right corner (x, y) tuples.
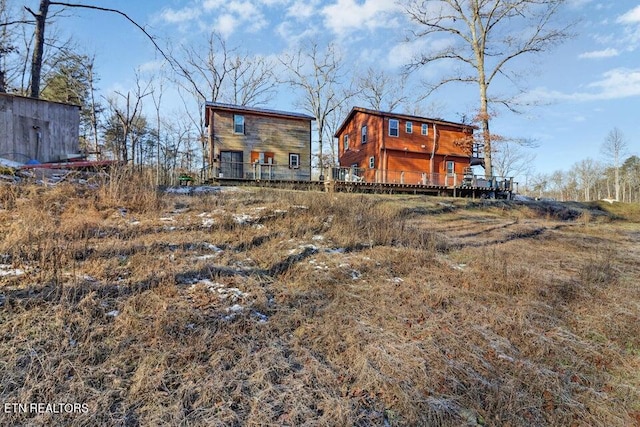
(204, 102), (314, 181)
(0, 93), (80, 163)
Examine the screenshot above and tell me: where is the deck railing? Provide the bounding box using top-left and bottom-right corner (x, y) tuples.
(330, 166), (513, 190)
(211, 162), (312, 181)
(205, 162), (512, 191)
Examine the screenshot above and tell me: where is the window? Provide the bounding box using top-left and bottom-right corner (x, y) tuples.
(406, 121), (413, 134)
(369, 156), (375, 169)
(343, 134), (349, 151)
(251, 151), (274, 164)
(446, 161), (455, 175)
(421, 124), (428, 135)
(289, 153), (300, 169)
(233, 115), (245, 134)
(361, 125), (367, 144)
(389, 119), (399, 137)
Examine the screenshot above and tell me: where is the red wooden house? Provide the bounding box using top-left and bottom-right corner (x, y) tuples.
(335, 107), (481, 185)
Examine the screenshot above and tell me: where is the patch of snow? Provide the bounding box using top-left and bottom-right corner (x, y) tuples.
(164, 186), (193, 194)
(160, 217), (175, 222)
(497, 354), (516, 363)
(204, 243), (224, 252)
(312, 235), (325, 241)
(0, 157), (23, 168)
(326, 248), (346, 254)
(273, 209), (288, 214)
(0, 265), (25, 277)
(453, 264), (467, 271)
(512, 194), (533, 201)
(291, 205), (309, 210)
(252, 311), (268, 323)
(106, 310), (120, 317)
(130, 220), (141, 225)
(233, 213), (254, 224)
(194, 254), (217, 261)
(388, 277), (404, 284)
(252, 224), (265, 230)
(192, 186), (224, 194)
(201, 218), (215, 227)
(227, 304), (243, 313)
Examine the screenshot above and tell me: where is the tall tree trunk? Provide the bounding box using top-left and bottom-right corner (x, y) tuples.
(28, 0), (49, 98)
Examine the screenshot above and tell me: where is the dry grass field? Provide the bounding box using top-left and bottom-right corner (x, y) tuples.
(1, 173), (639, 426)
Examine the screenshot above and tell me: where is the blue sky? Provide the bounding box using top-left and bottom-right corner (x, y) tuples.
(44, 0), (640, 177)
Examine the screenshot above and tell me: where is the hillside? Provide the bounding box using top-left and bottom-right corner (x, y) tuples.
(1, 177), (639, 426)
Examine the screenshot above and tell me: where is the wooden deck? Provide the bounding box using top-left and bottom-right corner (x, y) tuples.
(210, 177), (512, 198)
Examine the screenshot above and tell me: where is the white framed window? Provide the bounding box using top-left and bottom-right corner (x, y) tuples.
(406, 121), (413, 134)
(369, 156), (375, 169)
(421, 124), (428, 135)
(289, 153), (300, 169)
(233, 114), (245, 134)
(389, 119), (399, 137)
(361, 125), (367, 144)
(446, 160), (455, 175)
(343, 134), (349, 151)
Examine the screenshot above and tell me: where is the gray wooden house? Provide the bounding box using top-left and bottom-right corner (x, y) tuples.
(0, 93), (80, 163)
(204, 102), (314, 181)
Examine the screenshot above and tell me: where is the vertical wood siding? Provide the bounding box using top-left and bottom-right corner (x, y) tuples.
(0, 94), (80, 163)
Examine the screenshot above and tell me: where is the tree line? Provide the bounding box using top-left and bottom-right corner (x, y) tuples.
(1, 0), (635, 199)
(523, 128), (639, 203)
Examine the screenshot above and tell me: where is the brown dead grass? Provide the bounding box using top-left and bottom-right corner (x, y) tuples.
(0, 178), (639, 426)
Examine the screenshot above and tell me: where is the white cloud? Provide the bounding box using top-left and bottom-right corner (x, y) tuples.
(524, 68), (640, 103)
(321, 0), (401, 37)
(287, 0), (317, 20)
(617, 5), (640, 24)
(157, 0), (270, 38)
(159, 7), (200, 24)
(203, 0), (226, 10)
(578, 48), (619, 59)
(216, 14), (239, 38)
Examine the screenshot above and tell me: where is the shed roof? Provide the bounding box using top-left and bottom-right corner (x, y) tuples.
(334, 106), (476, 137)
(205, 102), (315, 126)
(0, 92), (81, 109)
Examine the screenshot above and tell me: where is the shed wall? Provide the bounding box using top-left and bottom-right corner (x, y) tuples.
(0, 94), (80, 163)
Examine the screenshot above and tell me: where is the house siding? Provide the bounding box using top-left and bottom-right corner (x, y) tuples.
(336, 107), (475, 183)
(207, 105), (313, 181)
(0, 93), (80, 163)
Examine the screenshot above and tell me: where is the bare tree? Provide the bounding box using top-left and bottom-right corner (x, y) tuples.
(23, 0), (169, 98)
(172, 32), (277, 107)
(404, 0), (571, 177)
(105, 72), (151, 164)
(572, 158), (601, 201)
(280, 42), (352, 177)
(601, 127), (628, 201)
(491, 140), (535, 179)
(355, 67), (408, 112)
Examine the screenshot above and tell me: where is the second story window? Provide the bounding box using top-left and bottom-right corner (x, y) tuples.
(343, 134), (349, 151)
(234, 114), (245, 134)
(422, 124), (428, 135)
(389, 119), (399, 137)
(406, 121), (412, 134)
(361, 125), (367, 144)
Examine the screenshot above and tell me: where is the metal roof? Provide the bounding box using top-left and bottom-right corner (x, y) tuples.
(334, 106), (476, 137)
(205, 102), (315, 121)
